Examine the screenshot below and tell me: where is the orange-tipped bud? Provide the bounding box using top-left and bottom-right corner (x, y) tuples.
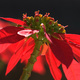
(23, 13), (27, 19)
(49, 17), (55, 21)
(27, 17), (31, 20)
(39, 14), (43, 18)
(58, 24), (61, 27)
(44, 13), (50, 17)
(35, 10), (40, 17)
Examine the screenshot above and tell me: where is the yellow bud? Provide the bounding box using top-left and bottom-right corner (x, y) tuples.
(39, 14), (43, 17)
(27, 17), (31, 19)
(62, 29), (66, 33)
(58, 24), (61, 26)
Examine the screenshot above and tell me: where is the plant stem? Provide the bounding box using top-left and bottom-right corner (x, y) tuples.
(19, 37), (43, 80)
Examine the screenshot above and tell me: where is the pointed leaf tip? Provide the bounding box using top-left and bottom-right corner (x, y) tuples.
(50, 36), (73, 67)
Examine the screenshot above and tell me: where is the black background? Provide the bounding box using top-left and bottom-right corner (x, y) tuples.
(0, 0), (80, 80)
(0, 0), (80, 34)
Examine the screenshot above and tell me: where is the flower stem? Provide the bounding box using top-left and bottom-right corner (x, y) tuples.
(19, 37), (43, 80)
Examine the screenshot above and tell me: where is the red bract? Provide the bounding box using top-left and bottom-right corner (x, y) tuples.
(0, 20), (11, 29)
(0, 17), (27, 26)
(0, 20), (12, 53)
(50, 36), (73, 68)
(0, 13), (80, 80)
(0, 26), (24, 53)
(45, 46), (62, 80)
(62, 59), (80, 80)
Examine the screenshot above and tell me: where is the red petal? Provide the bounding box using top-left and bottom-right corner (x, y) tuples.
(0, 20), (11, 29)
(0, 46), (13, 63)
(74, 54), (80, 62)
(0, 43), (11, 53)
(62, 59), (80, 80)
(50, 36), (73, 67)
(20, 37), (35, 63)
(0, 17), (26, 25)
(0, 40), (24, 62)
(65, 34), (80, 45)
(20, 45), (34, 63)
(5, 38), (28, 75)
(33, 56), (46, 75)
(5, 53), (21, 75)
(0, 26), (24, 43)
(68, 43), (80, 62)
(45, 47), (62, 80)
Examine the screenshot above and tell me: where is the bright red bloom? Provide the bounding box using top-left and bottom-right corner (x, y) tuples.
(62, 59), (80, 80)
(0, 11), (80, 80)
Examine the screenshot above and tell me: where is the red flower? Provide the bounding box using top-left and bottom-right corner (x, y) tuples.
(0, 11), (80, 80)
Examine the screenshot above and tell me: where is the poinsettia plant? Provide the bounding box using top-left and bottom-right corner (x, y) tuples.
(0, 10), (80, 80)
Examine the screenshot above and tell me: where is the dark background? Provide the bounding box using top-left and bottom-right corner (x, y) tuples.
(0, 0), (80, 80)
(0, 0), (80, 34)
